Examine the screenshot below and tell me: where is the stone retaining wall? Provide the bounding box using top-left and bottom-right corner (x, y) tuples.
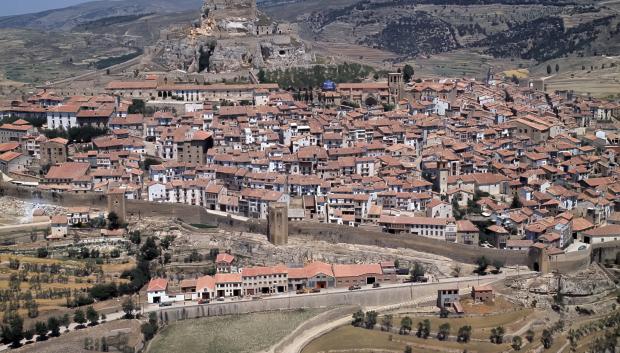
(156, 278), (488, 324)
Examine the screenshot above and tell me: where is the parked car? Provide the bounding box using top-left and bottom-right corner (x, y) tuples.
(348, 285), (361, 291)
(216, 297), (225, 302)
(198, 299), (209, 304)
(296, 289), (306, 295)
(158, 302), (172, 307)
(310, 288), (321, 293)
(372, 282), (381, 288)
(252, 296), (262, 300)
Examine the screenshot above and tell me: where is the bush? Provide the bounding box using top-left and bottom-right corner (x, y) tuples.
(36, 247), (49, 258)
(89, 283), (118, 301)
(35, 321), (48, 341)
(141, 312), (158, 341)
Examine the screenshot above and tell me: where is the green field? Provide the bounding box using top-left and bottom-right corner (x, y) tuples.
(148, 309), (324, 353)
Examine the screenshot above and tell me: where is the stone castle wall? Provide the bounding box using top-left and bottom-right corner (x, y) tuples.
(0, 183), (609, 271)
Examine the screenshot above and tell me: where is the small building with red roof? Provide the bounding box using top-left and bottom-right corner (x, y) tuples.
(147, 278), (169, 304)
(215, 253), (235, 273)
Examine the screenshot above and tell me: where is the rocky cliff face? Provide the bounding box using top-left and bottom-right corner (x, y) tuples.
(155, 0), (309, 73)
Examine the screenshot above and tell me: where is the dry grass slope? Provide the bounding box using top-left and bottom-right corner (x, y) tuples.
(148, 309), (325, 353)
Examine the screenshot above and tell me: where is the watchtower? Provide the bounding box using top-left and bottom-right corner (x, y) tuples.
(388, 72), (404, 105)
(528, 244), (550, 274)
(268, 203), (288, 246)
(437, 159), (449, 196)
(107, 188), (126, 224)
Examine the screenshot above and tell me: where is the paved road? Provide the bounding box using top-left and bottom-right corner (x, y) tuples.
(0, 221), (50, 234)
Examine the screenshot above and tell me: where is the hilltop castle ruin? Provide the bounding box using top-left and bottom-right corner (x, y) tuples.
(157, 0), (310, 74)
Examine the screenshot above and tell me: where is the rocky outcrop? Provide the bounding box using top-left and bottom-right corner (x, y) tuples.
(155, 0), (309, 73)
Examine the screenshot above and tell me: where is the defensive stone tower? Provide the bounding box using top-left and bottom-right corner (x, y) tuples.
(268, 203), (288, 246)
(107, 188), (126, 225)
(388, 71), (404, 105)
(528, 245), (551, 274)
(437, 159), (449, 196)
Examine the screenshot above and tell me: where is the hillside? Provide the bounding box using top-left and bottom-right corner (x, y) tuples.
(0, 0), (202, 31)
(285, 0), (620, 62)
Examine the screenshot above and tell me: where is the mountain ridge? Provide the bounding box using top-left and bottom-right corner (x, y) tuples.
(0, 0), (202, 31)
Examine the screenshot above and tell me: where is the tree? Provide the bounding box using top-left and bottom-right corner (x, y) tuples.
(352, 310), (365, 327)
(457, 325), (472, 343)
(23, 329), (34, 342)
(141, 312), (158, 341)
(127, 99), (146, 114)
(142, 157), (161, 171)
(90, 283), (118, 301)
(417, 319), (431, 339)
(86, 306), (99, 326)
(140, 236), (160, 261)
(36, 247), (49, 258)
(404, 346), (413, 353)
(160, 235), (175, 250)
(129, 231), (141, 245)
(60, 313), (70, 332)
(510, 192), (522, 208)
(365, 311), (378, 329)
(438, 323), (451, 341)
(400, 316), (413, 334)
(403, 64), (415, 83)
(122, 298), (135, 319)
(555, 63), (559, 73)
(525, 329), (534, 343)
(492, 260), (504, 273)
(476, 256), (489, 274)
(381, 314), (393, 332)
(410, 262), (425, 281)
(452, 197), (464, 220)
(35, 321), (48, 341)
(490, 326), (505, 344)
(26, 298), (39, 318)
(547, 65), (552, 75)
(110, 248), (121, 258)
(541, 329), (553, 349)
(512, 336), (523, 350)
(107, 212), (120, 230)
(439, 307), (450, 318)
(101, 336), (109, 352)
(5, 314), (24, 347)
(74, 309), (86, 327)
(47, 317), (60, 337)
(257, 69), (267, 83)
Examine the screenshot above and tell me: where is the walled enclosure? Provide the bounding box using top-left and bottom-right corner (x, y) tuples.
(1, 184), (617, 271)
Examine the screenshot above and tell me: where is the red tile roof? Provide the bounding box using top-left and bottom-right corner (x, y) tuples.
(147, 278), (168, 292)
(214, 273), (242, 283)
(215, 253), (234, 264)
(196, 275), (215, 291)
(332, 263), (382, 278)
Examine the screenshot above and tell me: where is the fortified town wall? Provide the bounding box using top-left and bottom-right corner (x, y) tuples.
(2, 184), (617, 270)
